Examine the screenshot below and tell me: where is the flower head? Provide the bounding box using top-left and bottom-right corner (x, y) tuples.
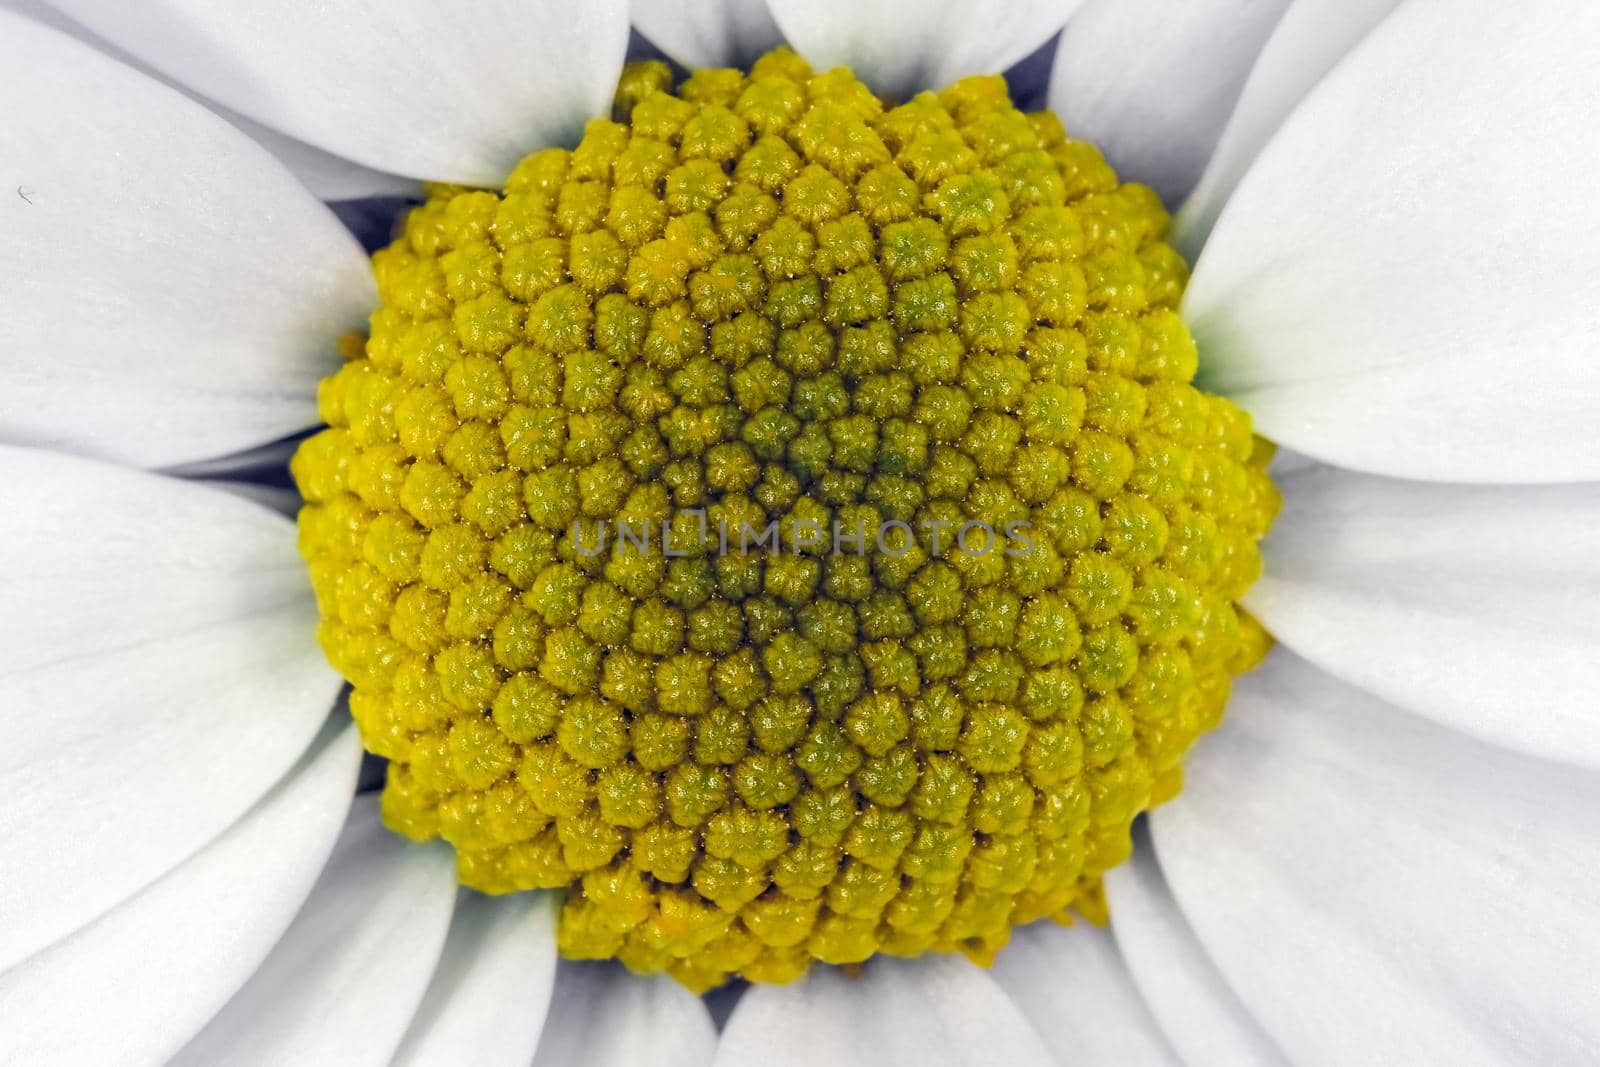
(4, 0), (1599, 1063)
(294, 49), (1276, 989)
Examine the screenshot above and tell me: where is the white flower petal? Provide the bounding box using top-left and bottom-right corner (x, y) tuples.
(533, 962), (716, 1067)
(172, 799), (458, 1067)
(765, 0), (1083, 99)
(1248, 466), (1600, 767)
(1184, 0), (1600, 482)
(1103, 825), (1287, 1066)
(0, 446), (341, 972)
(1155, 649), (1600, 1062)
(10, 0), (416, 201)
(631, 0), (784, 69)
(0, 721), (359, 1065)
(0, 11), (371, 470)
(1047, 0), (1289, 206)
(1173, 0), (1403, 257)
(45, 0), (631, 185)
(990, 922), (1179, 1067)
(716, 954), (1053, 1067)
(393, 893), (559, 1067)
(220, 110), (423, 202)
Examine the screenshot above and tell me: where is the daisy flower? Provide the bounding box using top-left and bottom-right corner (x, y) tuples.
(2, 0), (1597, 1064)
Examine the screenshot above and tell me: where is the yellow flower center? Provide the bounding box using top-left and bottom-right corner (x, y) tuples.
(293, 48), (1277, 991)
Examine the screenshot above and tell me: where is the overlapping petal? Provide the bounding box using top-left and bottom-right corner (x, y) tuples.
(991, 922), (1180, 1066)
(44, 0), (631, 185)
(0, 722), (360, 1064)
(171, 801), (458, 1066)
(1154, 650), (1600, 1061)
(766, 0), (1081, 99)
(9, 0), (417, 200)
(1174, 0), (1402, 255)
(716, 955), (1054, 1067)
(1104, 826), (1287, 1066)
(0, 11), (373, 468)
(631, 0), (785, 69)
(1185, 0), (1600, 482)
(393, 893), (560, 1067)
(533, 962), (717, 1067)
(1249, 466), (1600, 766)
(0, 447), (341, 972)
(1048, 0), (1289, 205)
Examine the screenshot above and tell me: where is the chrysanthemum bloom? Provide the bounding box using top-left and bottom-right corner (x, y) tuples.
(3, 0), (1598, 1064)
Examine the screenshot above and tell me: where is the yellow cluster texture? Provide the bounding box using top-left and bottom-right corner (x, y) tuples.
(293, 49), (1278, 991)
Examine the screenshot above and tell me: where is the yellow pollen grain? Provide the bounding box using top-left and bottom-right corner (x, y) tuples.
(292, 48), (1278, 992)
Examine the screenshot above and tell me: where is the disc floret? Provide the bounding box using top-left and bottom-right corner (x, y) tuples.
(294, 49), (1277, 991)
